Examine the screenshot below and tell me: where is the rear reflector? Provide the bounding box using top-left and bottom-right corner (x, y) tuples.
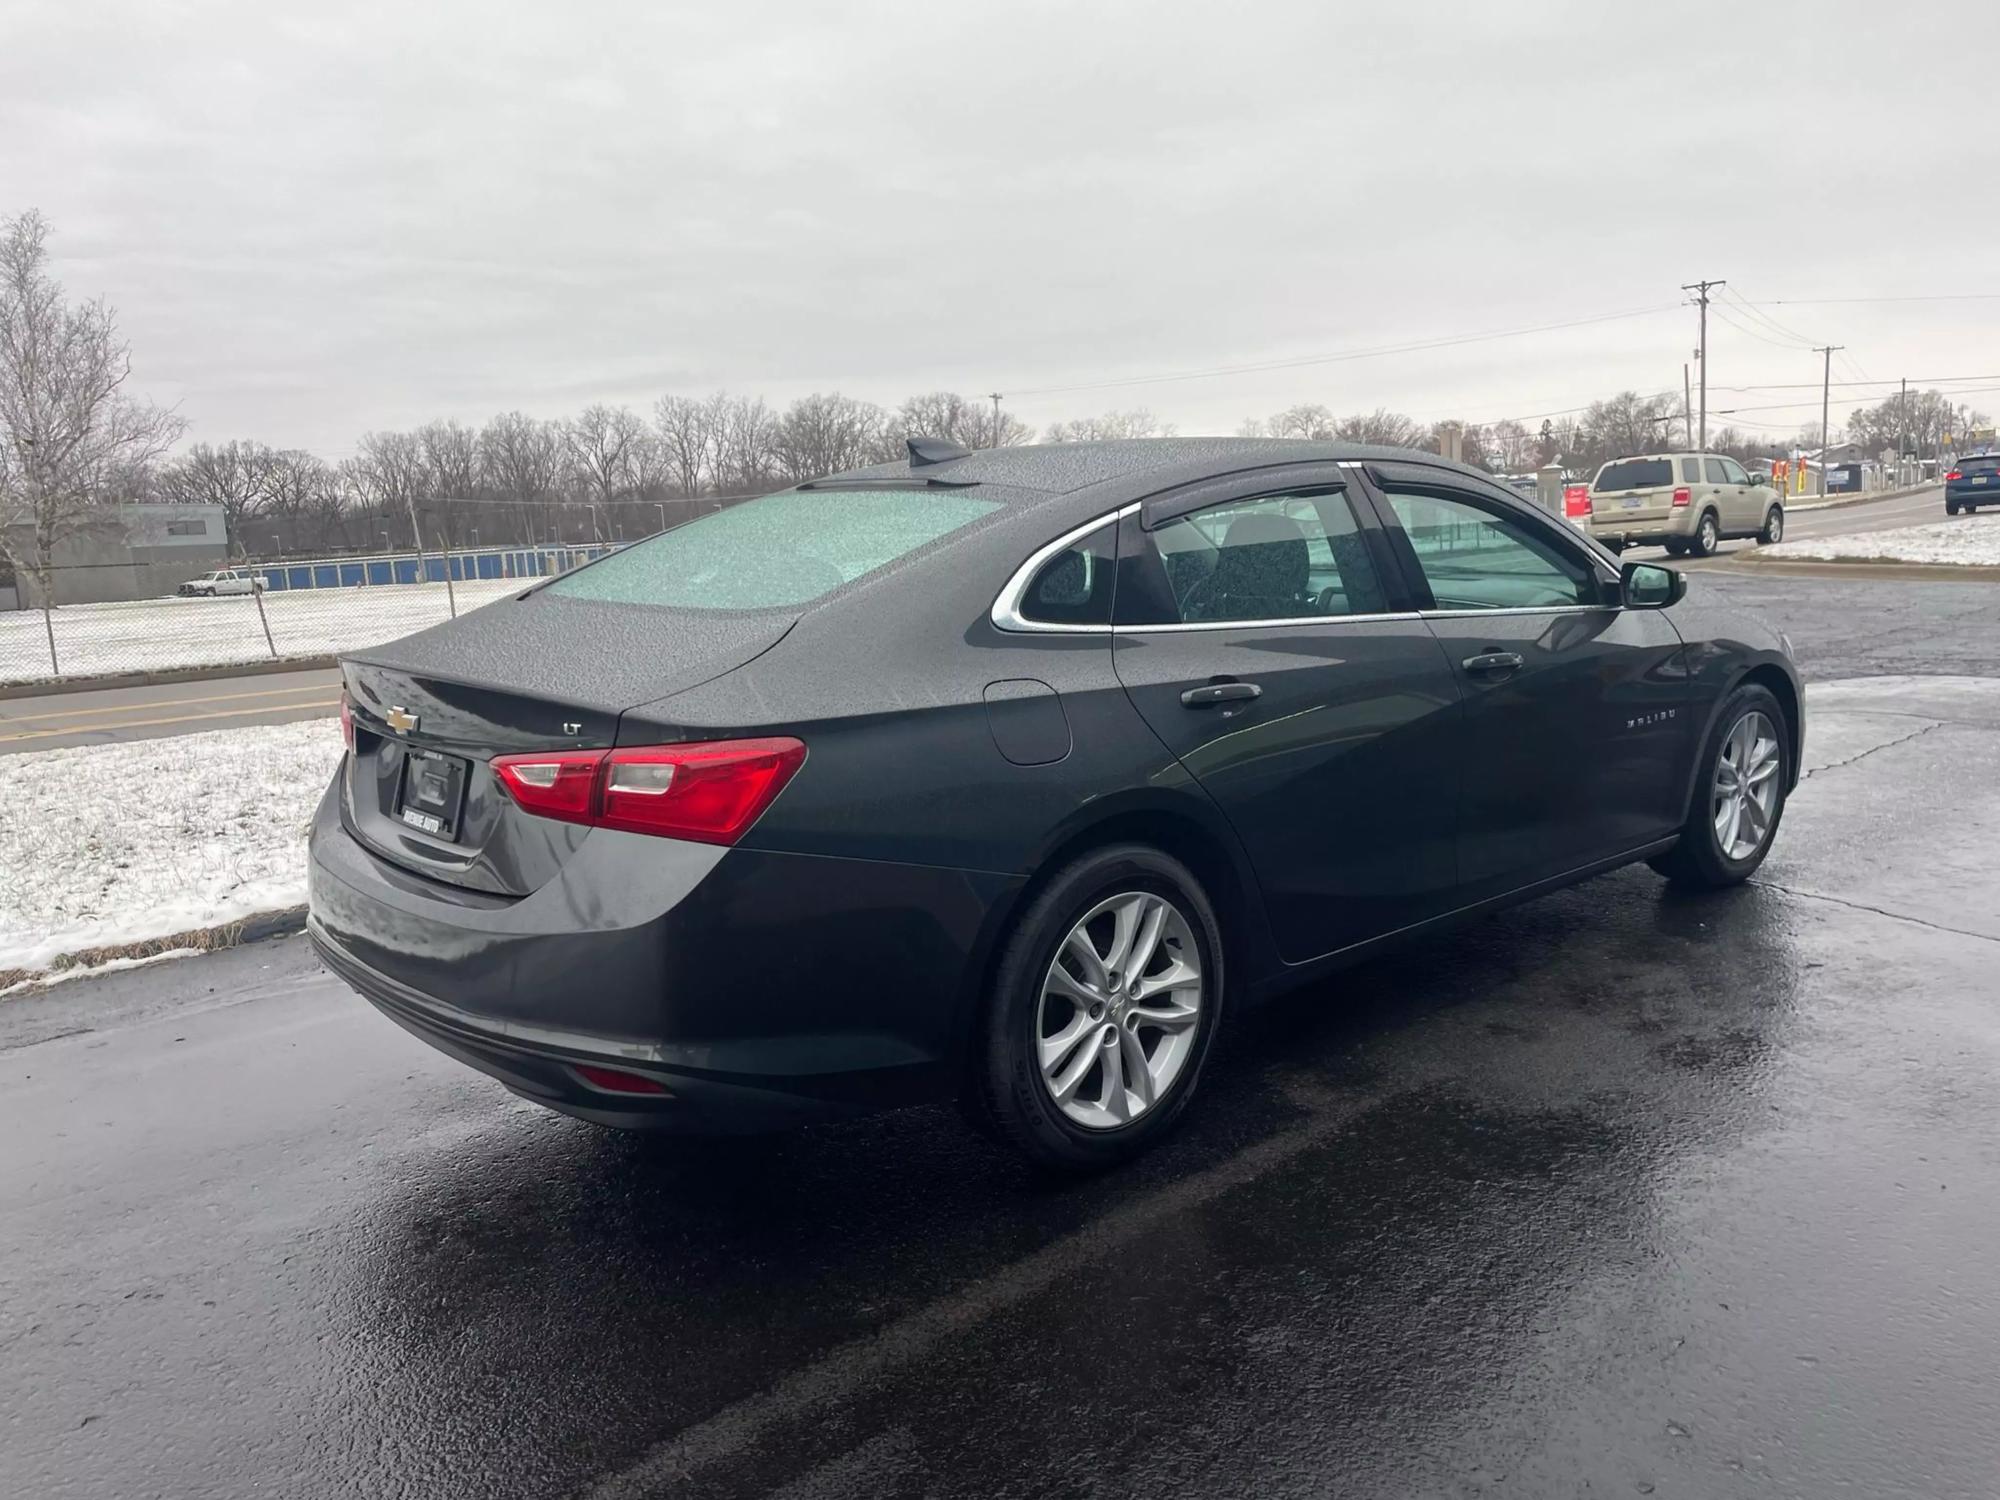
(1563, 485), (1591, 518)
(339, 691), (355, 752)
(572, 1063), (670, 1096)
(492, 737), (806, 845)
(1671, 486), (1692, 507)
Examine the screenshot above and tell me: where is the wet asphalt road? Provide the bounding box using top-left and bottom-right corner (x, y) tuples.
(5, 584), (2000, 1498)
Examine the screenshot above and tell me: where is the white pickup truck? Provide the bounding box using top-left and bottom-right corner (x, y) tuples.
(177, 568), (266, 597)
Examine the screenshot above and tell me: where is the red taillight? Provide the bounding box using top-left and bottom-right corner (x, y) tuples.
(572, 1063), (670, 1095)
(1946, 469), (1962, 481)
(1563, 484), (1591, 518)
(339, 691), (354, 752)
(491, 749), (605, 824)
(1671, 486), (1692, 507)
(491, 737), (806, 845)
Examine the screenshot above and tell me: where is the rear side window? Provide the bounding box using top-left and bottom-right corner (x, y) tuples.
(1018, 524), (1115, 626)
(547, 489), (1001, 610)
(1682, 458), (1701, 483)
(1146, 490), (1389, 623)
(1594, 459), (1673, 491)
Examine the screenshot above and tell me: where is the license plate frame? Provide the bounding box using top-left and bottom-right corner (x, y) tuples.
(1622, 495), (1646, 509)
(396, 748), (469, 841)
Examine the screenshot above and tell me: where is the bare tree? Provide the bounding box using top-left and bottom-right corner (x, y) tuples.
(415, 419), (479, 546)
(772, 392), (886, 482)
(1576, 391), (1679, 469)
(350, 430), (428, 548)
(1262, 403), (1337, 440)
(1333, 409), (1425, 447)
(1485, 418), (1536, 473)
(563, 404), (648, 536)
(1043, 408), (1175, 442)
(654, 394), (714, 498)
(158, 440), (271, 555)
(0, 210), (184, 614)
(708, 394), (778, 493)
(887, 391), (1029, 452)
(480, 410), (564, 544)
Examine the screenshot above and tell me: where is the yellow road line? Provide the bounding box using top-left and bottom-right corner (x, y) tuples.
(0, 697), (338, 744)
(0, 679), (344, 723)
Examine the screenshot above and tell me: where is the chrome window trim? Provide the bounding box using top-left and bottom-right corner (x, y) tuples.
(988, 505), (1137, 634)
(1417, 604), (1617, 620)
(1112, 611), (1422, 635)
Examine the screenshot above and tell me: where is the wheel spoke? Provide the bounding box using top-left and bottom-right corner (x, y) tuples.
(1119, 1025), (1155, 1108)
(1101, 894), (1147, 977)
(1038, 1011), (1097, 1076)
(1044, 961), (1099, 1010)
(1715, 796), (1741, 854)
(1097, 1030), (1130, 1121)
(1132, 957), (1200, 1002)
(1124, 899), (1168, 985)
(1048, 1026), (1106, 1103)
(1740, 789), (1770, 840)
(1128, 999), (1199, 1032)
(1063, 927), (1110, 992)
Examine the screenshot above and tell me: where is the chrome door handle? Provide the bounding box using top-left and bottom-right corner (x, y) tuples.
(1180, 681), (1262, 708)
(1461, 651), (1523, 674)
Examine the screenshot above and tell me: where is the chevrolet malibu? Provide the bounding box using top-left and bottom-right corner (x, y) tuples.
(308, 437), (1802, 1170)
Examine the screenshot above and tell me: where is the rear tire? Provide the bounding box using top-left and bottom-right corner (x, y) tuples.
(1602, 538), (1626, 556)
(1664, 538), (1689, 558)
(1649, 683), (1791, 890)
(1757, 506), (1785, 545)
(970, 844), (1225, 1172)
(1688, 510), (1721, 558)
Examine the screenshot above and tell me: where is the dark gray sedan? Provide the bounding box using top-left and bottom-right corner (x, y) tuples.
(308, 438), (1802, 1170)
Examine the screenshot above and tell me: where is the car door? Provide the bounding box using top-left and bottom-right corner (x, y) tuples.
(1703, 455), (1743, 531)
(1355, 463), (1692, 902)
(1108, 467), (1464, 965)
(1718, 455), (1759, 528)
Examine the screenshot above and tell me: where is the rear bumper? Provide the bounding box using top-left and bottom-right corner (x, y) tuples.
(306, 774), (1021, 1131)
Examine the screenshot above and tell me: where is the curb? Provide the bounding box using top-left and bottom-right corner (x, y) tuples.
(0, 906), (309, 994)
(0, 655), (336, 702)
(1713, 556), (2000, 582)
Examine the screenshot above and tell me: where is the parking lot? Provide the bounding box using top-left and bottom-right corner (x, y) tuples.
(4, 572), (1999, 1499)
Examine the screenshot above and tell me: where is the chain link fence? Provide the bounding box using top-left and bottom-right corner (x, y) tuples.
(1, 557), (585, 688)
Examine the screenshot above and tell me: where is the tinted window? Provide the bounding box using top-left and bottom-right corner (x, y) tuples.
(1594, 459), (1673, 491)
(1719, 457), (1751, 485)
(1959, 455), (2000, 474)
(1681, 458), (1701, 483)
(1148, 491), (1388, 623)
(1386, 491), (1598, 610)
(1019, 524), (1115, 625)
(1703, 457), (1729, 484)
(547, 489), (1001, 610)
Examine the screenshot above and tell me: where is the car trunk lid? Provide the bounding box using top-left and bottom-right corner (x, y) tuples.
(339, 590), (796, 897)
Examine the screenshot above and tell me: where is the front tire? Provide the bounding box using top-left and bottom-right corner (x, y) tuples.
(1757, 506), (1785, 545)
(1649, 683), (1791, 889)
(971, 844), (1224, 1172)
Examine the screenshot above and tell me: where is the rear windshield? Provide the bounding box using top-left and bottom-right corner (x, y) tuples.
(1593, 459), (1674, 491)
(545, 489), (1002, 610)
(1960, 454), (2000, 473)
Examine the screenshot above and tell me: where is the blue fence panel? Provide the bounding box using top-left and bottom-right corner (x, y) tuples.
(313, 564), (339, 588)
(287, 565), (313, 590)
(366, 560), (392, 586)
(261, 569), (288, 591)
(394, 559), (419, 584)
(338, 562), (364, 588)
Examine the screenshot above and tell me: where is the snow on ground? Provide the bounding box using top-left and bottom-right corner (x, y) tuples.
(0, 719), (340, 977)
(1762, 512), (2000, 565)
(0, 579), (521, 685)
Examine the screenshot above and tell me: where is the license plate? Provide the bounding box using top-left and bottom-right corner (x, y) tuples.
(396, 748), (468, 840)
(1622, 495), (1645, 509)
(1973, 476), (1990, 485)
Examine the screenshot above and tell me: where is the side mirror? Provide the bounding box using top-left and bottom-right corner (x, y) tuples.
(1621, 561), (1685, 610)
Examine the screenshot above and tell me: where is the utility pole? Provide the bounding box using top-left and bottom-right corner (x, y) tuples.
(1899, 376), (1909, 483)
(1682, 279), (1724, 451)
(1683, 363), (1694, 449)
(987, 393), (1005, 449)
(1814, 345), (1844, 498)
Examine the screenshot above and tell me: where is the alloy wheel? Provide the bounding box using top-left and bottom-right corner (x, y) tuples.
(1765, 509), (1783, 544)
(1037, 891), (1203, 1130)
(1712, 710), (1782, 861)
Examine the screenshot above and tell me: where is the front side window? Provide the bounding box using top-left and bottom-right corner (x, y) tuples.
(1704, 457), (1730, 484)
(547, 489), (1002, 610)
(1147, 490), (1389, 624)
(1719, 457), (1751, 485)
(1018, 523), (1115, 626)
(1385, 491), (1599, 611)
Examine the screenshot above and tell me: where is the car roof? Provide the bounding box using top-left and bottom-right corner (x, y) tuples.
(817, 437), (1499, 505)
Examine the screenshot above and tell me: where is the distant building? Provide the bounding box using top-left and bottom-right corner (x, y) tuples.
(2, 504), (229, 608)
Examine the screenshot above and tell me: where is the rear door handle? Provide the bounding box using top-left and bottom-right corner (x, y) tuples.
(1180, 681), (1262, 708)
(1461, 651), (1523, 675)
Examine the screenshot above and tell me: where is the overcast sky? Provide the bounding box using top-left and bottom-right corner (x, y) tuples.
(4, 0), (1996, 457)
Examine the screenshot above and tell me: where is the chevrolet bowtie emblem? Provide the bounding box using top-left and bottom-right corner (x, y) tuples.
(385, 706), (420, 734)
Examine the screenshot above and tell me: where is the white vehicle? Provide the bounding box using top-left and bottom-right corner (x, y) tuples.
(177, 567), (265, 597)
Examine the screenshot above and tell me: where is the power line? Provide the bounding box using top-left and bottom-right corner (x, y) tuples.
(1003, 303), (1683, 398)
(1744, 293), (2000, 306)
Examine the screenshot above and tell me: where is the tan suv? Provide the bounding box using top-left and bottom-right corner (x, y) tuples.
(1585, 453), (1786, 557)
